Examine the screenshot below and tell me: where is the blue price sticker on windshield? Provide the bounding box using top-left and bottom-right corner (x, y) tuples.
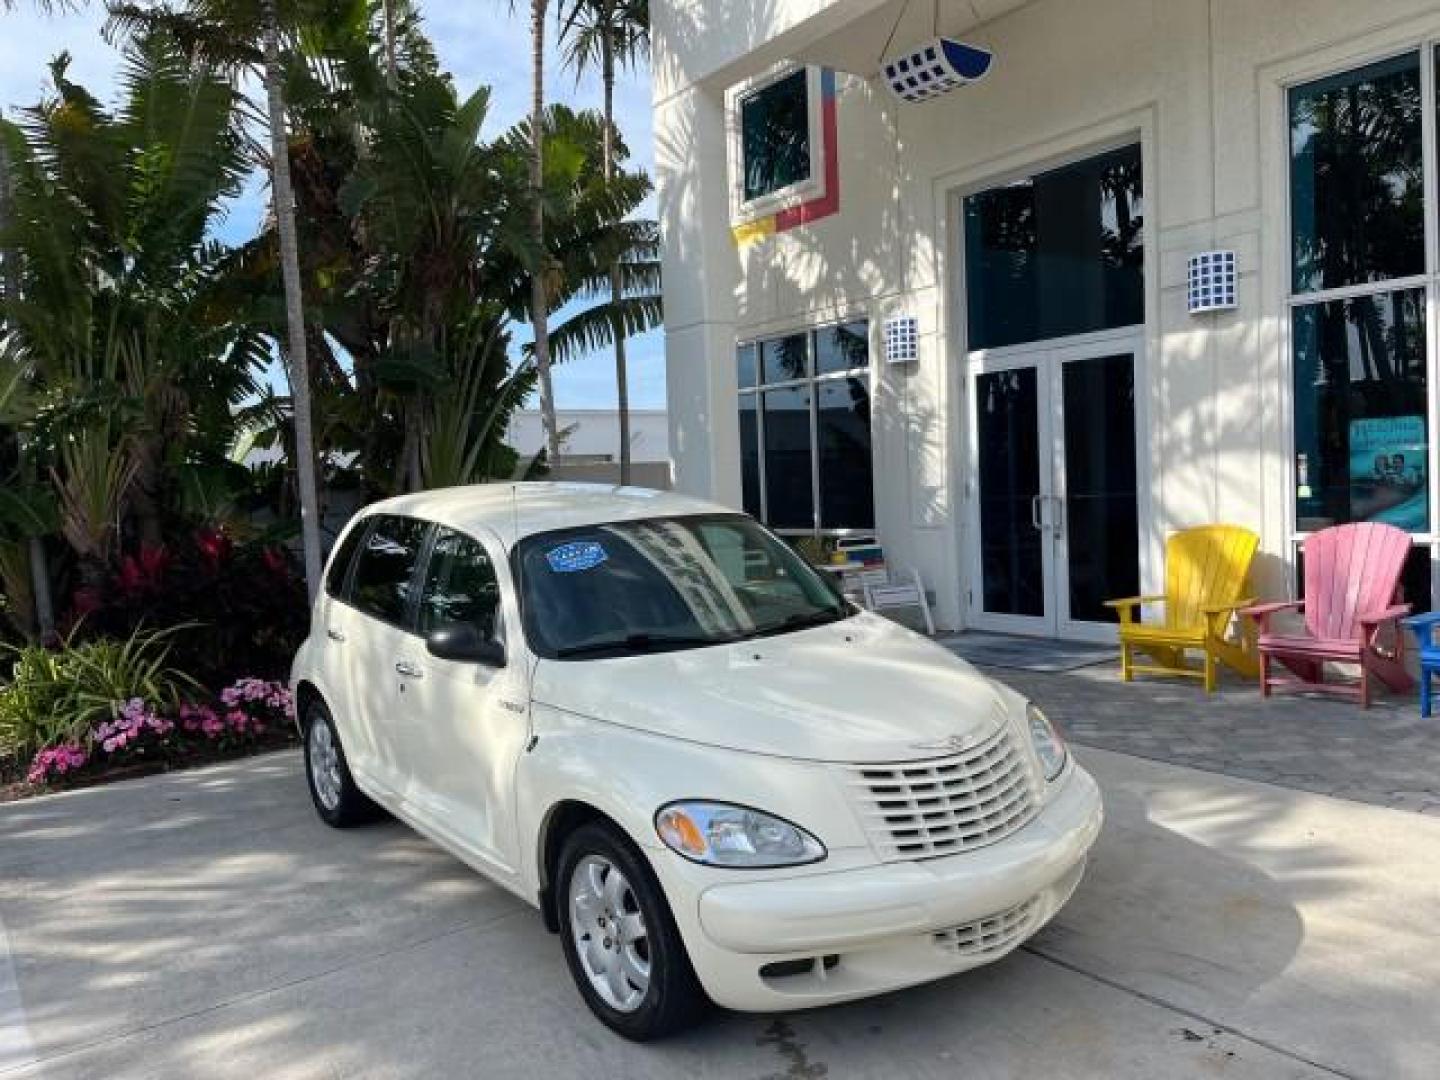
(546, 540), (608, 573)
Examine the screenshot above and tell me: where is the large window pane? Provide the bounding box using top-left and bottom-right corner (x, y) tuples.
(737, 343), (759, 389)
(1062, 356), (1139, 623)
(1293, 289), (1428, 532)
(761, 386), (814, 529)
(976, 368), (1044, 616)
(350, 515), (429, 626)
(815, 321), (870, 375)
(964, 144), (1144, 350)
(761, 333), (809, 383)
(738, 393), (762, 518)
(817, 377), (874, 529)
(1290, 54), (1424, 294)
(741, 69), (811, 203)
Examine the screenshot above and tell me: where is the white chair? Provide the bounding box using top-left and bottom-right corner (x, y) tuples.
(861, 566), (936, 636)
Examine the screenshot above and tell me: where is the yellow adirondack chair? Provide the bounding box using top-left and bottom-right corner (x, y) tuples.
(1104, 525), (1260, 693)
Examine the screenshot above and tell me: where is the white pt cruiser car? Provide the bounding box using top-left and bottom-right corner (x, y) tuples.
(291, 483), (1102, 1040)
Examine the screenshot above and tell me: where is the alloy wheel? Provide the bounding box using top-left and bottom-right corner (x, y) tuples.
(308, 718), (342, 812)
(567, 853), (651, 1013)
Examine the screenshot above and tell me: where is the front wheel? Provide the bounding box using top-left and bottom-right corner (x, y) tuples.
(303, 699), (379, 828)
(556, 821), (708, 1040)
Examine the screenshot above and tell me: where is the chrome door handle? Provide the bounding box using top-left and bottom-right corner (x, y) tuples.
(1030, 494), (1044, 532)
(326, 628), (346, 643)
(1049, 495), (1065, 537)
(394, 660), (423, 679)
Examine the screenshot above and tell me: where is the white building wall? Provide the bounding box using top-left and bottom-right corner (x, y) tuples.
(506, 409), (672, 463)
(654, 0), (1440, 631)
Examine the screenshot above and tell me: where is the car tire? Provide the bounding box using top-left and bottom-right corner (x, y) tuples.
(556, 821), (709, 1040)
(302, 698), (379, 828)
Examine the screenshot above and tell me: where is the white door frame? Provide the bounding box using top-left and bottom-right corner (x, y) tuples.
(964, 327), (1150, 643)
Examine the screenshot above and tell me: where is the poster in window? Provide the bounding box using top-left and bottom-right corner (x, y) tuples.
(1349, 416), (1427, 531)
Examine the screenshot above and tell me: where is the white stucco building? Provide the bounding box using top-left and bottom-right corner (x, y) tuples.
(505, 408), (673, 489)
(653, 0), (1440, 638)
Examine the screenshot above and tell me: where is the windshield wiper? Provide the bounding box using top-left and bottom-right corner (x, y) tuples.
(554, 633), (728, 659)
(746, 607), (850, 640)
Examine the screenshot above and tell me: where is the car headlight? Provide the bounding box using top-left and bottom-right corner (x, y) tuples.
(655, 801), (826, 868)
(1026, 703), (1067, 781)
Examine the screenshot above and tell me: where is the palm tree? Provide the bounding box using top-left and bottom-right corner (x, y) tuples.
(106, 0), (329, 600)
(260, 0), (323, 599)
(558, 0), (648, 484)
(508, 0), (561, 464)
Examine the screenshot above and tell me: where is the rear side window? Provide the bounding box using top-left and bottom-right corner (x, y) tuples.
(324, 520), (369, 598)
(349, 515), (430, 627)
(417, 527), (501, 638)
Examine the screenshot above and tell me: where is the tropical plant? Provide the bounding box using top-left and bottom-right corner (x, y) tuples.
(558, 0), (649, 482)
(105, 0), (334, 599)
(419, 313), (534, 488)
(52, 425), (138, 587)
(79, 530), (309, 685)
(0, 34), (271, 610)
(282, 19), (648, 496)
(508, 0), (560, 462)
(519, 106), (661, 375)
(0, 643), (68, 756)
(0, 623), (196, 757)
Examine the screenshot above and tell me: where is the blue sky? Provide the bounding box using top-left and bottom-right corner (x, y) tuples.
(0, 3), (666, 411)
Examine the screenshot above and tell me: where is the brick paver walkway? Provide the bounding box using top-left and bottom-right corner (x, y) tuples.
(986, 662), (1440, 814)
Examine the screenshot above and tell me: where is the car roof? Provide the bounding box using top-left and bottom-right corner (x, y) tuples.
(352, 482), (737, 546)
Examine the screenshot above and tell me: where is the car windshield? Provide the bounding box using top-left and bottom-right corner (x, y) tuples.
(516, 514), (852, 659)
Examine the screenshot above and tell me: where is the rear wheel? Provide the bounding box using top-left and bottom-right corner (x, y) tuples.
(303, 698), (379, 827)
(556, 821), (708, 1040)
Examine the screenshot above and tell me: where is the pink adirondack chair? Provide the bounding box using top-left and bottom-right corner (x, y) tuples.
(1242, 523), (1414, 707)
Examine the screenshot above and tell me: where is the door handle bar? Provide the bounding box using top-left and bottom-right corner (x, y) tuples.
(394, 660), (423, 679)
(326, 628), (346, 643)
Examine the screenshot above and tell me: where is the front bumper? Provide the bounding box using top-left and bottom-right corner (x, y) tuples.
(667, 762), (1102, 1012)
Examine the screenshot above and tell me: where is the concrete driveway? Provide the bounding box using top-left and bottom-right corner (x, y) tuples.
(1, 747), (1436, 1080)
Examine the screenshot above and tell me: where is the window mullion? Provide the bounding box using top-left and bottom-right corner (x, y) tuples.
(1425, 44), (1440, 584)
(808, 331), (822, 535)
(1287, 274), (1432, 307)
(756, 392), (769, 525)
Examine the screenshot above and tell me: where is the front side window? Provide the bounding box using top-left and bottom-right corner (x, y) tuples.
(740, 69), (811, 203)
(349, 515), (430, 626)
(517, 515), (849, 660)
(417, 527), (502, 638)
(964, 144), (1144, 350)
(736, 321), (874, 533)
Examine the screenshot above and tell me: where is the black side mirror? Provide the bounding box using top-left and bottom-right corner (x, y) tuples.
(426, 623), (507, 667)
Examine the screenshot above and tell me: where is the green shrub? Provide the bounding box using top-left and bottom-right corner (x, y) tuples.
(0, 645), (70, 758)
(0, 626), (197, 759)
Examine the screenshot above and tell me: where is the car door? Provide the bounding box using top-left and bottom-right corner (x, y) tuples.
(342, 513), (433, 800)
(393, 524), (531, 879)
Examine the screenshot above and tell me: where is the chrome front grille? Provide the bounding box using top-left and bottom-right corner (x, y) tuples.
(932, 896), (1040, 958)
(847, 718), (1040, 861)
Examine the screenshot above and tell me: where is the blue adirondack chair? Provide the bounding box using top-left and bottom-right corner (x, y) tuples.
(1403, 612), (1440, 717)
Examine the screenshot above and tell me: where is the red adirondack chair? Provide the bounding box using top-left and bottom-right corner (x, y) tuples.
(1242, 523), (1414, 707)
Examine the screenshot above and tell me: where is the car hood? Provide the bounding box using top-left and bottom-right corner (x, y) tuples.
(530, 613), (1015, 764)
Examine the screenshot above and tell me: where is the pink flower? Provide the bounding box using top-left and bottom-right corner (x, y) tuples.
(27, 744), (90, 785)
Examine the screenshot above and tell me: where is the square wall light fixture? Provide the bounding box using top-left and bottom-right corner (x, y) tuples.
(1188, 250), (1238, 314)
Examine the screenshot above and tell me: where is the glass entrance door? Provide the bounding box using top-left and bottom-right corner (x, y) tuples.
(967, 337), (1143, 641)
